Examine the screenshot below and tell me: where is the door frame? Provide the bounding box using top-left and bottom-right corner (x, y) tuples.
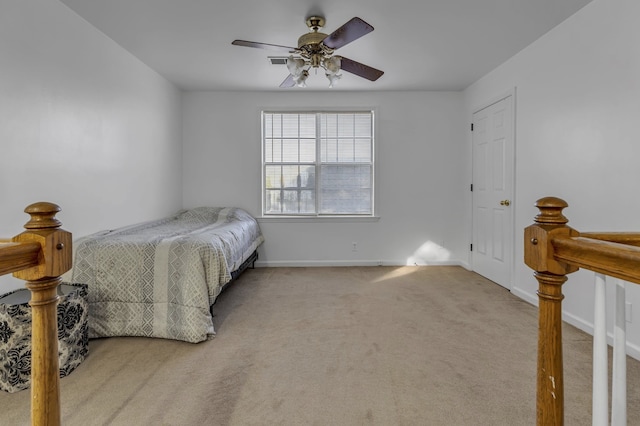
(470, 87), (517, 289)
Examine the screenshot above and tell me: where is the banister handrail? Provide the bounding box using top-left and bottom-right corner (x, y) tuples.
(581, 232), (640, 247)
(0, 241), (42, 276)
(525, 196), (640, 425)
(0, 202), (71, 426)
(552, 236), (640, 285)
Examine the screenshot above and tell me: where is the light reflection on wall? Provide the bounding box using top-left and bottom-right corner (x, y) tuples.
(406, 240), (452, 265)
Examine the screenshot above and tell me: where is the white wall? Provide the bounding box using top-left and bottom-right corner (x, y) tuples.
(182, 91), (468, 266)
(464, 0), (640, 356)
(0, 0), (183, 290)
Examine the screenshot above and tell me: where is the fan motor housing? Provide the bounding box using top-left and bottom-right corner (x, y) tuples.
(298, 32), (328, 50)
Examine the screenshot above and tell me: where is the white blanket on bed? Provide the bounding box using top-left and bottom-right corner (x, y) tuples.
(67, 207), (264, 343)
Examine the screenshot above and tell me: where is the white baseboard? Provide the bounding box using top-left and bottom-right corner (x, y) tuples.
(510, 286), (640, 361)
(458, 260), (472, 271)
(511, 286), (538, 307)
(562, 311), (640, 361)
(254, 259), (466, 268)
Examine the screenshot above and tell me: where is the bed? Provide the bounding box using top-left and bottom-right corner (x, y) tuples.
(65, 207), (264, 343)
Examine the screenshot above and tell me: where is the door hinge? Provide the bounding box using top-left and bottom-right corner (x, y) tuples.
(471, 123), (474, 131)
(470, 183), (473, 192)
(470, 244), (473, 251)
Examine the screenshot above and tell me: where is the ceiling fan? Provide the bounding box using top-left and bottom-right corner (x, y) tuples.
(232, 16), (384, 88)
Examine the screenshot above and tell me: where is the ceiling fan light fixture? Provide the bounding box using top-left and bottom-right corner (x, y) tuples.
(286, 56), (307, 76)
(323, 56), (341, 74)
(293, 69), (309, 87)
(323, 56), (342, 88)
(326, 72), (341, 88)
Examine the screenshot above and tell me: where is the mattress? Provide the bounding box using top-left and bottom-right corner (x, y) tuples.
(66, 207), (264, 343)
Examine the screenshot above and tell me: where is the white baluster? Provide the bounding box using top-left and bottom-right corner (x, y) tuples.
(593, 273), (608, 426)
(611, 279), (627, 426)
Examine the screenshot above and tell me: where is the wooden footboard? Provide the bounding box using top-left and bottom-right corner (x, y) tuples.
(0, 202), (72, 426)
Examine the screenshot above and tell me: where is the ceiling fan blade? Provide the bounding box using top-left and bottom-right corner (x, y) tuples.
(321, 17), (374, 50)
(339, 57), (384, 81)
(232, 40), (296, 52)
(279, 74), (296, 88)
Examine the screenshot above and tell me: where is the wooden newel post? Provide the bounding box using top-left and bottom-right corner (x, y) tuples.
(524, 197), (579, 426)
(12, 202), (72, 426)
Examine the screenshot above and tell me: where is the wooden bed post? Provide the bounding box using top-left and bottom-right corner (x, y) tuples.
(524, 197), (579, 426)
(12, 202), (72, 426)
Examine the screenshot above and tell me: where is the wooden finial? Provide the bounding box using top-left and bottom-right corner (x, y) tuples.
(13, 202), (71, 281)
(23, 202), (62, 229)
(534, 197), (569, 225)
(525, 196), (578, 275)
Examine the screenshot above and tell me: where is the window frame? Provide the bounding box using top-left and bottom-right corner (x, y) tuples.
(260, 109), (377, 219)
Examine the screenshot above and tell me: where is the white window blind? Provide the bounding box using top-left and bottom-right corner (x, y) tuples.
(262, 111), (374, 216)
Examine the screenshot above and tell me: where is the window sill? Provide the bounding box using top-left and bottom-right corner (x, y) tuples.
(257, 216), (380, 223)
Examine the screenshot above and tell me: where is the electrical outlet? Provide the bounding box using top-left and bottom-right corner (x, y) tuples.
(626, 302), (632, 323)
(352, 242), (357, 252)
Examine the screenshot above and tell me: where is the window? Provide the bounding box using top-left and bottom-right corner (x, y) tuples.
(262, 111), (375, 216)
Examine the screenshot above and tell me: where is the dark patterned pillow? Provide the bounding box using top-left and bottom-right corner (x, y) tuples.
(0, 283), (89, 393)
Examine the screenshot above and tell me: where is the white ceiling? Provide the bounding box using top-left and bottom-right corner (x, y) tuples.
(59, 0), (593, 92)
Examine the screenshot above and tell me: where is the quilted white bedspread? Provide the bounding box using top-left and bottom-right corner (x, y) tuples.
(67, 207), (264, 343)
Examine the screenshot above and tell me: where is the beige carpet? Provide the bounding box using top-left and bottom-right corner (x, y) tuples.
(2, 266), (639, 425)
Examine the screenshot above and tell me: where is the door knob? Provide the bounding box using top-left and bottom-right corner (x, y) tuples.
(500, 200), (511, 206)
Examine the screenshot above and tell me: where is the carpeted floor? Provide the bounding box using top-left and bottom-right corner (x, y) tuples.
(2, 266), (639, 425)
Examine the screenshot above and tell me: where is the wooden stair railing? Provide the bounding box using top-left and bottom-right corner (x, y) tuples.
(0, 202), (72, 426)
(525, 197), (640, 425)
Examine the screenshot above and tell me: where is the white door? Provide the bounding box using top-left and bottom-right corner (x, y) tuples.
(472, 95), (514, 289)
